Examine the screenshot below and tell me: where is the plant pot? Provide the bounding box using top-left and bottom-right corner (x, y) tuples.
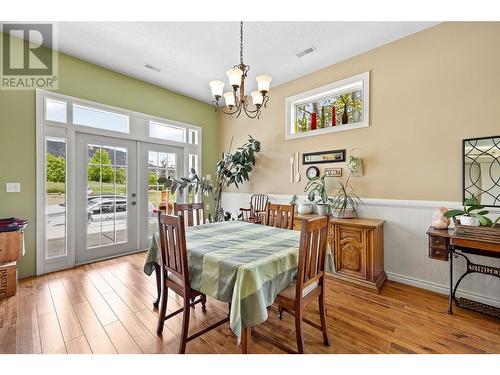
(316, 204), (328, 216)
(331, 208), (357, 219)
(297, 203), (313, 215)
(458, 215), (479, 226)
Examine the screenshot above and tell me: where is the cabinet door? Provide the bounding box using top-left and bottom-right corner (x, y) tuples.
(335, 225), (367, 279)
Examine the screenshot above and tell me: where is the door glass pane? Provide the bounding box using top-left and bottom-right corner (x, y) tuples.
(147, 151), (177, 238)
(87, 144), (128, 248)
(74, 104), (129, 133)
(46, 137), (67, 258)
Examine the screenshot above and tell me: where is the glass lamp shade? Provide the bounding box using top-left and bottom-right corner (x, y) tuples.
(256, 75), (272, 93)
(226, 68), (243, 87)
(209, 80), (225, 98)
(251, 91), (263, 106)
(223, 92), (236, 107)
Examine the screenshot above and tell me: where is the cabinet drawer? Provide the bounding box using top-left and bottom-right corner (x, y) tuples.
(429, 246), (448, 261)
(429, 235), (448, 249)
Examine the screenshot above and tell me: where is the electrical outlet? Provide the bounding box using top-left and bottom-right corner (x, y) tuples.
(6, 183), (21, 193)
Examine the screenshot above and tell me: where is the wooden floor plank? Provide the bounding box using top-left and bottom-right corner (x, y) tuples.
(73, 300), (117, 354)
(66, 335), (92, 354)
(16, 278), (41, 354)
(38, 311), (66, 354)
(104, 321), (142, 354)
(47, 276), (84, 342)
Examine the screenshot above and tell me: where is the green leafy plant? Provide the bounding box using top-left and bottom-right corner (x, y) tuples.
(328, 176), (363, 217)
(159, 135), (261, 221)
(290, 194), (298, 205)
(304, 174), (329, 208)
(443, 195), (500, 226)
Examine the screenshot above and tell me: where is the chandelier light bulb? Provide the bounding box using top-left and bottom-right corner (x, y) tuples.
(251, 91), (263, 106)
(226, 68), (243, 88)
(256, 75), (272, 93)
(223, 92), (236, 107)
(209, 80), (225, 99)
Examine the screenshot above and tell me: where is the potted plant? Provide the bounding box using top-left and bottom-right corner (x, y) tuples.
(328, 176), (363, 218)
(304, 174), (329, 215)
(443, 195), (497, 226)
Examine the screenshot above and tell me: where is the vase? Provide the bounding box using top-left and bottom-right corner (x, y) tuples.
(331, 208), (357, 219)
(316, 204), (327, 216)
(342, 104), (348, 124)
(352, 109), (361, 123)
(297, 203), (313, 215)
(311, 112), (317, 130)
(331, 106), (336, 127)
(431, 207), (450, 229)
(459, 215), (479, 226)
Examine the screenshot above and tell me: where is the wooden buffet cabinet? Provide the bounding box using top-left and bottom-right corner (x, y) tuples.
(294, 213), (386, 293)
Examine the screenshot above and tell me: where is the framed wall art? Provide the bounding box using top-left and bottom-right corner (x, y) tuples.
(302, 149), (346, 165)
(324, 168), (342, 177)
(285, 72), (369, 140)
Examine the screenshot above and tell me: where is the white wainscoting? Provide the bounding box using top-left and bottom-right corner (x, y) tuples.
(221, 192), (500, 307)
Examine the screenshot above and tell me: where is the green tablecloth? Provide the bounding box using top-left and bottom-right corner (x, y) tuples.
(144, 220), (334, 342)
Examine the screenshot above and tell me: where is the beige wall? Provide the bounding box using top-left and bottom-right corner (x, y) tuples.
(219, 22), (500, 202)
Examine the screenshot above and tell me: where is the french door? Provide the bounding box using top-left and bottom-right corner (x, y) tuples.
(75, 133), (138, 264)
(138, 142), (184, 250)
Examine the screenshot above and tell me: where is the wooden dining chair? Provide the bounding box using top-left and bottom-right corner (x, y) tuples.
(174, 202), (204, 227)
(266, 203), (295, 230)
(239, 194), (269, 224)
(253, 216), (331, 354)
(156, 212), (228, 353)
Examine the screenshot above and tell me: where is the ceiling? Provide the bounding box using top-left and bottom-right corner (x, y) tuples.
(54, 22), (439, 103)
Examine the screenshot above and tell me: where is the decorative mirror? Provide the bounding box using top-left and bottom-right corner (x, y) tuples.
(463, 136), (500, 207)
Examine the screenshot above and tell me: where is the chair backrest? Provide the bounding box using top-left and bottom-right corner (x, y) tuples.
(250, 194), (269, 214)
(296, 216), (329, 299)
(174, 202), (204, 227)
(157, 212), (189, 288)
(266, 203), (295, 230)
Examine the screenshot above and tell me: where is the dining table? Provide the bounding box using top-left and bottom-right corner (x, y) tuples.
(143, 220), (334, 353)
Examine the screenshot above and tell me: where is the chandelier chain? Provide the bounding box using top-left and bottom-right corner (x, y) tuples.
(240, 21), (244, 65)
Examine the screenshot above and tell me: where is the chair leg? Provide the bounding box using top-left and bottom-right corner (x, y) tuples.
(319, 292), (330, 346)
(201, 294), (207, 311)
(178, 298), (191, 354)
(278, 304), (284, 320)
(295, 310), (305, 354)
(156, 286), (168, 335)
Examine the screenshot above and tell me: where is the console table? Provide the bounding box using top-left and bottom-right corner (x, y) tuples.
(294, 213), (386, 293)
(427, 227), (500, 318)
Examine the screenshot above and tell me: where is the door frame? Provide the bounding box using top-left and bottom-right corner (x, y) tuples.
(36, 90), (202, 275)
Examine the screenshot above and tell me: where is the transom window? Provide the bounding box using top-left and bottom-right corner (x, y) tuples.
(73, 104), (129, 133)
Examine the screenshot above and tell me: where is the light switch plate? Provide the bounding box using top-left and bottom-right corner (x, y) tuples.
(6, 183), (21, 193)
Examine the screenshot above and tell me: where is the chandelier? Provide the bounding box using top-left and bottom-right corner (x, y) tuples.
(209, 22), (272, 119)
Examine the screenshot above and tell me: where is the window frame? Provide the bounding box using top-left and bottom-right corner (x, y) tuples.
(285, 71), (370, 140)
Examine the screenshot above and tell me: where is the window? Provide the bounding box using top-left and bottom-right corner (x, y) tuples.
(73, 104), (129, 133)
(285, 72), (369, 139)
(188, 129), (199, 145)
(46, 99), (67, 123)
(147, 151), (177, 237)
(149, 121), (185, 143)
(45, 137), (67, 258)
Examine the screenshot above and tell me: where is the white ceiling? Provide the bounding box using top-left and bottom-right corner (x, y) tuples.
(54, 22), (439, 103)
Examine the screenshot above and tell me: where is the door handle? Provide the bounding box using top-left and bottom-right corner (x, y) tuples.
(131, 201), (136, 206)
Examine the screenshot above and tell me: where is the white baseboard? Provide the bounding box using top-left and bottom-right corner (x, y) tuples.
(386, 272), (500, 308)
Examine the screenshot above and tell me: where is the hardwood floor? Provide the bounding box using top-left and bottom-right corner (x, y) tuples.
(1, 252), (499, 354)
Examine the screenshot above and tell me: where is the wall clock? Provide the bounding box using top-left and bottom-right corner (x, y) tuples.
(306, 166), (320, 180)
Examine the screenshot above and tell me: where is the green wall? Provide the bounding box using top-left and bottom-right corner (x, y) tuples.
(0, 50), (219, 278)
